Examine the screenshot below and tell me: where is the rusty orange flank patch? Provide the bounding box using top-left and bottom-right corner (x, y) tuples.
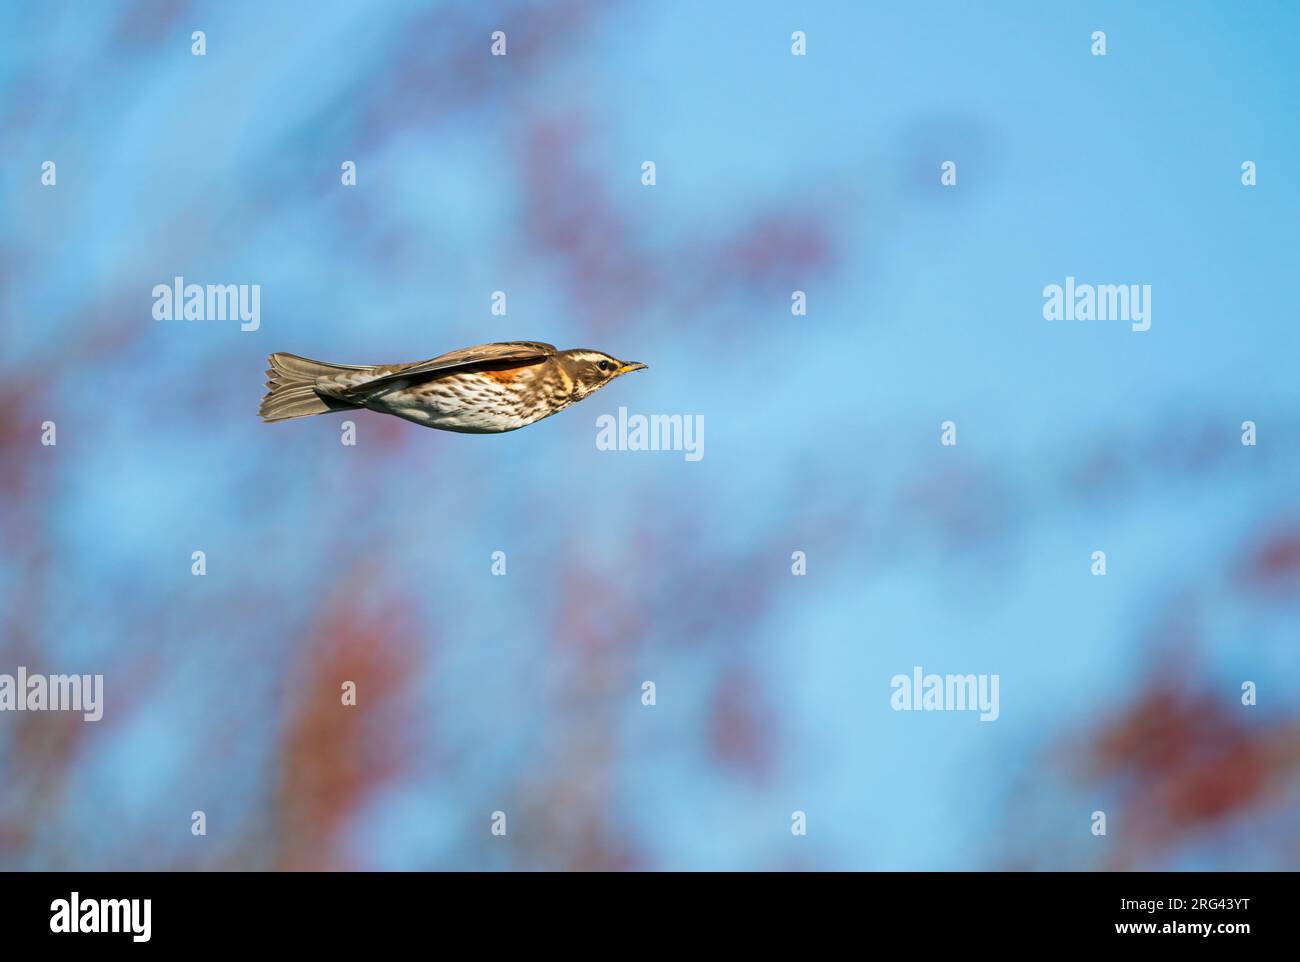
(479, 365), (529, 383)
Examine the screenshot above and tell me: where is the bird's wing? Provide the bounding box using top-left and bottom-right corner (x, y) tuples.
(333, 341), (556, 399)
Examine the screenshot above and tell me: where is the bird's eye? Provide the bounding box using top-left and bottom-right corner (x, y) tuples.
(597, 360), (613, 372)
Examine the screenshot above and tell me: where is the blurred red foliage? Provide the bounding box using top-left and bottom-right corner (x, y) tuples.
(273, 575), (421, 870)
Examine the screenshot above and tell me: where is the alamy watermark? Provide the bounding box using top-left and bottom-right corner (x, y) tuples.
(596, 407), (703, 462)
(890, 666), (999, 721)
(0, 667), (103, 721)
(50, 893), (150, 942)
(152, 276), (260, 331)
(1043, 275), (1150, 332)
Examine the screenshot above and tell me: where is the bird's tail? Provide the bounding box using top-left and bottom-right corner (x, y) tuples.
(259, 353), (361, 422)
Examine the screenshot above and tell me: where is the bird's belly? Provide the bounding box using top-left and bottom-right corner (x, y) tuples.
(368, 376), (543, 433)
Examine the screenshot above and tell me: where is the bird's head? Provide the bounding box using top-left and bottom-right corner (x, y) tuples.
(558, 349), (648, 398)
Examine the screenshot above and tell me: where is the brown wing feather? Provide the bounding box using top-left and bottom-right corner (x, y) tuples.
(334, 341), (556, 399)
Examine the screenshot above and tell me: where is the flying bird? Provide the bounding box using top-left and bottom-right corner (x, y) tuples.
(258, 340), (647, 433)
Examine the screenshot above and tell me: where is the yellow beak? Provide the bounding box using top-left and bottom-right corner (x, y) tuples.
(614, 361), (648, 375)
